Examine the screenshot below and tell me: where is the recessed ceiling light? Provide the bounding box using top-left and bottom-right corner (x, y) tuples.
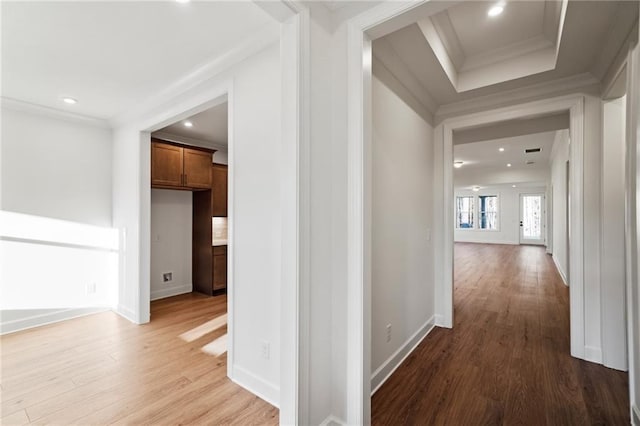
(184, 121), (193, 128)
(488, 4), (504, 17)
(62, 97), (77, 105)
(454, 161), (464, 169)
(472, 186), (480, 192)
(499, 147), (505, 152)
(176, 0), (190, 3)
(512, 185), (517, 188)
(507, 163), (512, 167)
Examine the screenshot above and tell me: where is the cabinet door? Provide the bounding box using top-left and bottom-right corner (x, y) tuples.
(151, 142), (183, 187)
(211, 164), (228, 217)
(213, 250), (227, 291)
(183, 148), (212, 189)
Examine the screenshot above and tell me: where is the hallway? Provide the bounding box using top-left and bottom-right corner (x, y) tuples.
(372, 243), (629, 425)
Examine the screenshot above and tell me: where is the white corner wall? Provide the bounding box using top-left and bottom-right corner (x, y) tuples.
(370, 75), (435, 392)
(454, 185), (547, 245)
(1, 107), (112, 226)
(112, 43), (282, 406)
(550, 129), (570, 284)
(601, 96), (628, 371)
(150, 189), (192, 301)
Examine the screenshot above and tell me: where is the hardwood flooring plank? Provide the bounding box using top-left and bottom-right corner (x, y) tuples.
(372, 243), (629, 426)
(0, 293), (277, 425)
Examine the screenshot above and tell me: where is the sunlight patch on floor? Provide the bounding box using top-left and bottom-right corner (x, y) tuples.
(179, 313), (227, 342)
(201, 334), (227, 357)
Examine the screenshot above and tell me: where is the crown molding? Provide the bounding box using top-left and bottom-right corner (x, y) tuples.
(109, 24), (279, 129)
(152, 131), (227, 153)
(0, 97), (110, 129)
(372, 38), (438, 115)
(435, 72), (600, 122)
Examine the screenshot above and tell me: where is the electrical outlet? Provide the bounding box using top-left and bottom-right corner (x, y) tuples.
(260, 340), (270, 360)
(163, 272), (173, 283)
(86, 282), (97, 295)
(386, 324), (392, 343)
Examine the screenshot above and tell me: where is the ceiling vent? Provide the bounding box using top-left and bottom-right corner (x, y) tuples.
(525, 148), (542, 154)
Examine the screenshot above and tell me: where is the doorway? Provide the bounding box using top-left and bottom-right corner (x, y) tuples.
(519, 194), (546, 245)
(146, 96), (233, 373)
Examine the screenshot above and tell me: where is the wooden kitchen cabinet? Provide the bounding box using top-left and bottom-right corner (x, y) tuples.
(211, 163), (228, 217)
(212, 245), (227, 291)
(151, 142), (183, 187)
(151, 139), (214, 190)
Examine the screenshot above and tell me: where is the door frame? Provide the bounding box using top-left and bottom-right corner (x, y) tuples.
(519, 193), (546, 245)
(344, 3), (590, 423)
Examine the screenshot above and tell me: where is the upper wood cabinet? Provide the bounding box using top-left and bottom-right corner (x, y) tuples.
(151, 139), (214, 190)
(151, 143), (183, 187)
(211, 163), (228, 217)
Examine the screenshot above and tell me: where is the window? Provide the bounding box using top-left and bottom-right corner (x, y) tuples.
(479, 195), (498, 230)
(456, 196), (475, 229)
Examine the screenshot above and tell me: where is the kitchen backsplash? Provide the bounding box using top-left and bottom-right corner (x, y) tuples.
(212, 217), (228, 243)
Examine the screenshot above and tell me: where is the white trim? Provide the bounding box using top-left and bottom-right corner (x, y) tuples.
(0, 307), (109, 335)
(584, 345), (603, 364)
(230, 365), (280, 409)
(0, 96), (110, 129)
(151, 130), (228, 153)
(319, 415), (346, 426)
(435, 73), (598, 121)
(632, 405), (640, 426)
(116, 304), (137, 323)
(552, 254), (569, 287)
(439, 94), (586, 360)
(150, 283), (192, 301)
(371, 316), (436, 395)
(279, 6), (308, 425)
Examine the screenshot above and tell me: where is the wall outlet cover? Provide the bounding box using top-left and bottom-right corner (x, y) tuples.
(163, 272), (173, 282)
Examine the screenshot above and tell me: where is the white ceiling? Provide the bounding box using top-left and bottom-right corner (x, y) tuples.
(1, 2), (277, 120)
(373, 1), (638, 115)
(446, 1), (546, 57)
(156, 102), (228, 147)
(454, 131), (556, 171)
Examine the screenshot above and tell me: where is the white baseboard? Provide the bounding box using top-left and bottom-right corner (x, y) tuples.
(371, 315), (436, 395)
(434, 314), (451, 328)
(0, 307), (109, 335)
(230, 365), (279, 409)
(584, 345), (603, 364)
(454, 239), (519, 245)
(632, 404), (639, 425)
(551, 255), (569, 286)
(319, 415), (346, 426)
(116, 304), (138, 323)
(150, 283), (192, 301)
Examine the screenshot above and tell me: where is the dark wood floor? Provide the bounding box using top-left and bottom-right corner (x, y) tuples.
(0, 293), (278, 425)
(372, 243), (630, 425)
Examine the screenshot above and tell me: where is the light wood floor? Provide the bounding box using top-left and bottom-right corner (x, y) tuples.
(0, 293), (278, 425)
(372, 243), (630, 425)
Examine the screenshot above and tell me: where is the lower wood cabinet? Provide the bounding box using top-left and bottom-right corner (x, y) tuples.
(212, 246), (227, 291)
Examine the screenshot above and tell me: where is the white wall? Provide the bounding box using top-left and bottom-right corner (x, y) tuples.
(0, 211), (118, 334)
(150, 189), (192, 301)
(454, 185), (547, 245)
(0, 107), (116, 333)
(601, 96), (628, 371)
(371, 75), (435, 390)
(1, 107), (112, 226)
(550, 129), (570, 283)
(112, 43), (282, 405)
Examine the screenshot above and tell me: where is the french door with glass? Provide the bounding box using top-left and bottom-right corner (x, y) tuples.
(519, 194), (545, 245)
